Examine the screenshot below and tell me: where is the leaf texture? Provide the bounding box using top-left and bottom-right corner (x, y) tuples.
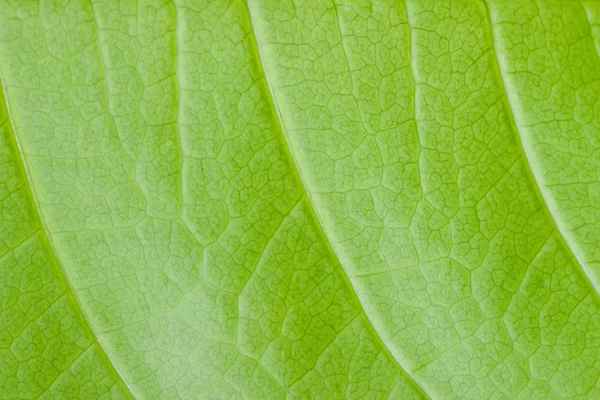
(0, 0), (599, 399)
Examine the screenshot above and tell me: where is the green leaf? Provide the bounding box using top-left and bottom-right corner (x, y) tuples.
(1, 0), (599, 398)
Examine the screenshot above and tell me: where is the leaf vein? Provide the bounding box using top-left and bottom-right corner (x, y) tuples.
(243, 0), (430, 397)
(483, 0), (600, 296)
(1, 50), (136, 400)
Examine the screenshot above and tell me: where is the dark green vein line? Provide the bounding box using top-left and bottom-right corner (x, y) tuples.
(482, 0), (600, 296)
(0, 81), (135, 398)
(242, 0), (430, 398)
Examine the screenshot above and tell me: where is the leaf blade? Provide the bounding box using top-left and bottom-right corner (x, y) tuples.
(1, 0), (600, 398)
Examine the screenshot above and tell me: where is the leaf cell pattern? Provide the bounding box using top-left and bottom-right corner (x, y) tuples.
(0, 0), (599, 399)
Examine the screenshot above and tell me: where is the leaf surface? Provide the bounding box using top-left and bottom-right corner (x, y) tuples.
(1, 0), (600, 399)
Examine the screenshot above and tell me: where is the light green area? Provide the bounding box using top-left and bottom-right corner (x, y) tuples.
(0, 0), (599, 399)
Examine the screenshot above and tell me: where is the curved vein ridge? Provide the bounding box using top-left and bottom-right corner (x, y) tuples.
(0, 80), (136, 398)
(242, 1), (431, 398)
(483, 0), (600, 295)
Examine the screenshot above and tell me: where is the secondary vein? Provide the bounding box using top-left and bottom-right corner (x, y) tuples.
(242, 1), (431, 398)
(0, 79), (136, 399)
(482, 0), (600, 296)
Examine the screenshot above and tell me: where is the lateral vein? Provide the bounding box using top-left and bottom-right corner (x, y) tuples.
(0, 78), (136, 399)
(482, 0), (600, 296)
(242, 1), (431, 398)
